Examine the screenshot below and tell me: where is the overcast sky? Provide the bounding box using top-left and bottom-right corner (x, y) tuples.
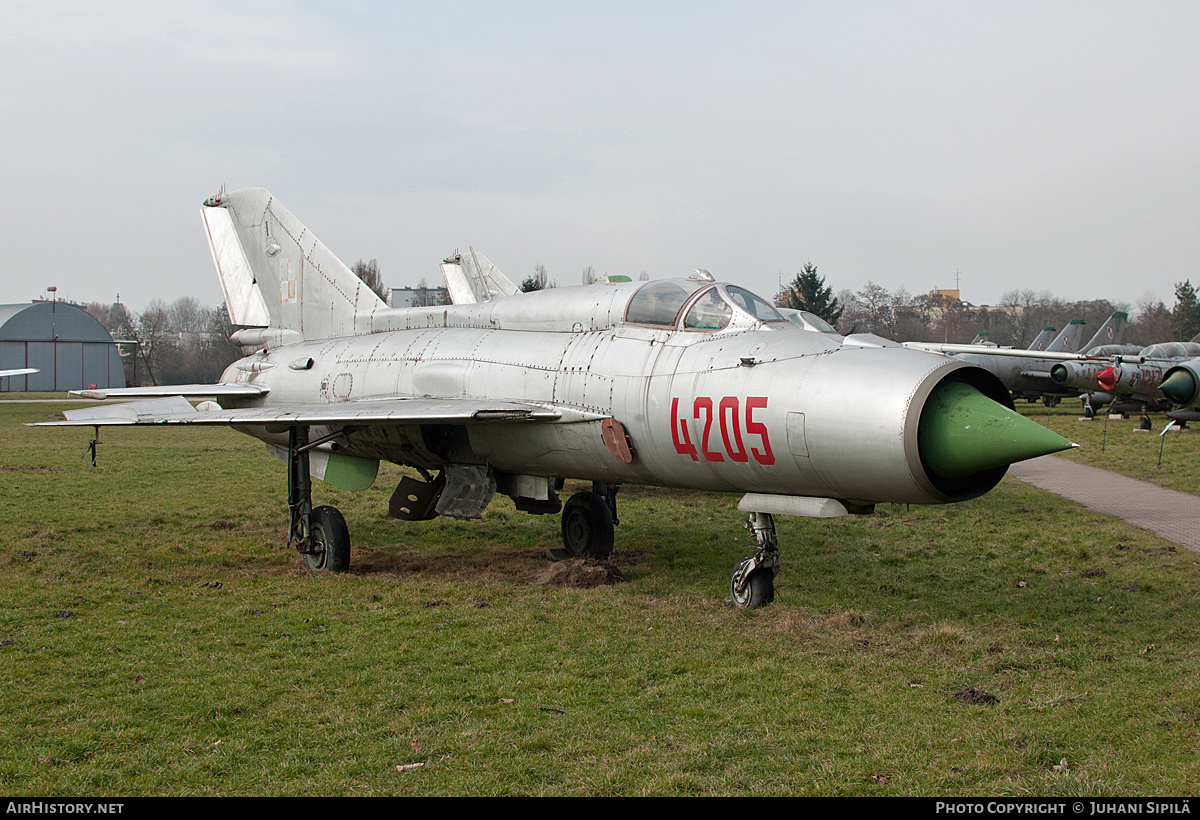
(3, 1), (1199, 314)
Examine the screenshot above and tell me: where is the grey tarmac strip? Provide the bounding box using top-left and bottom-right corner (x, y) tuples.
(1007, 455), (1200, 552)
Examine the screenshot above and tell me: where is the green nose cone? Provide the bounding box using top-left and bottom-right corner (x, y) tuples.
(919, 381), (1075, 480)
(1160, 369), (1198, 405)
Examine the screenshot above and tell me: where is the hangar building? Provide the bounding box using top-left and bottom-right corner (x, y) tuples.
(0, 301), (126, 392)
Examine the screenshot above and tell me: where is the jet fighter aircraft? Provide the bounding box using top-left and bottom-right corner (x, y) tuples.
(1049, 341), (1200, 418)
(908, 313), (1129, 407)
(37, 188), (1075, 608)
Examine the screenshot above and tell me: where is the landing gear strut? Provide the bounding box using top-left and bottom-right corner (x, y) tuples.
(730, 511), (780, 609)
(288, 426), (350, 572)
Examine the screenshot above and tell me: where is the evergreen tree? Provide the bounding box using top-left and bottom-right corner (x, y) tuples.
(778, 263), (842, 325)
(520, 264), (551, 292)
(1172, 280), (1200, 341)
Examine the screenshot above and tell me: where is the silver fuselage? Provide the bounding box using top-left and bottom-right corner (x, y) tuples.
(220, 285), (1002, 506)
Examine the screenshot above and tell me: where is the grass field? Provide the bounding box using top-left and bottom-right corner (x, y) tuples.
(2, 397), (1198, 795)
(1017, 398), (1200, 493)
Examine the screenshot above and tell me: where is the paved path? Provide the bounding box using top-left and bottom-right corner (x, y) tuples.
(1007, 456), (1200, 552)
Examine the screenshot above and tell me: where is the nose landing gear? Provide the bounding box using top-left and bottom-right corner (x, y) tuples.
(729, 511), (779, 609)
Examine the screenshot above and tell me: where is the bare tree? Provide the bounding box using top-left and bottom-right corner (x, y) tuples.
(996, 289), (1057, 348)
(889, 287), (931, 341)
(86, 300), (132, 335)
(168, 296), (207, 334)
(84, 301), (112, 330)
(352, 258), (388, 301)
(1129, 294), (1173, 345)
(581, 266), (597, 285)
(197, 304), (243, 380)
(849, 282), (894, 336)
(117, 300), (172, 385)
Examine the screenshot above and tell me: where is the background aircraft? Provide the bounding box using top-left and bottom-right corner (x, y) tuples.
(908, 313), (1128, 406)
(1050, 341), (1200, 420)
(38, 188), (1073, 608)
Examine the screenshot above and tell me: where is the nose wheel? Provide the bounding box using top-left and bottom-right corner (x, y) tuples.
(729, 511), (779, 609)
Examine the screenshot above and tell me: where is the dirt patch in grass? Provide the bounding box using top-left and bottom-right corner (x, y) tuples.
(954, 686), (998, 705)
(350, 546), (638, 588)
(198, 520), (241, 530)
(353, 545), (548, 580)
(533, 558), (627, 588)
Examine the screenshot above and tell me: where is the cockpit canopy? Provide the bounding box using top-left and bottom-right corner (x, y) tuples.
(1142, 342), (1200, 360)
(778, 308), (841, 334)
(624, 280), (785, 331)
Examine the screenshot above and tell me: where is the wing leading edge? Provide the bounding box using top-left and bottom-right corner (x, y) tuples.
(35, 396), (608, 427)
(71, 384), (270, 400)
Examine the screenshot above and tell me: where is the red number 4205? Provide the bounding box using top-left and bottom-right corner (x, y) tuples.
(671, 396), (774, 465)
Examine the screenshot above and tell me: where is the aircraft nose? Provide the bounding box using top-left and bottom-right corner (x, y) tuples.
(917, 380), (1075, 481)
(1160, 368), (1199, 405)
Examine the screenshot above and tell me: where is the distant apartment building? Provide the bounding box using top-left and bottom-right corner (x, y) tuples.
(388, 285), (450, 308)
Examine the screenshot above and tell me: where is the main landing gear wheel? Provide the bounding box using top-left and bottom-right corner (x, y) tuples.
(303, 505), (351, 572)
(559, 491), (615, 558)
(729, 557), (774, 609)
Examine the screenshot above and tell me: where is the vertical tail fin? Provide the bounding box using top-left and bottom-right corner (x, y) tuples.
(1046, 319), (1086, 353)
(1026, 326), (1056, 352)
(1081, 312), (1129, 352)
(200, 188), (385, 340)
(440, 247), (519, 304)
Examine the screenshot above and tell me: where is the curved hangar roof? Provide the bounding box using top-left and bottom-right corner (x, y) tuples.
(0, 301), (125, 391)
